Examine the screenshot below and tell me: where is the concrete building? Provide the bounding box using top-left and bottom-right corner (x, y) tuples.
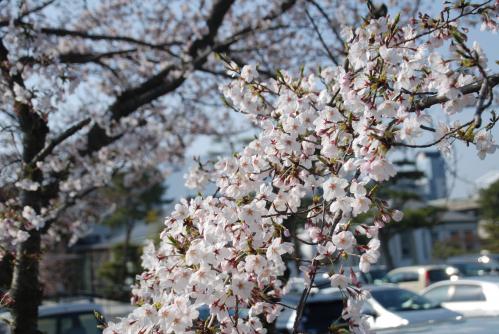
(416, 151), (448, 200)
(381, 198), (482, 267)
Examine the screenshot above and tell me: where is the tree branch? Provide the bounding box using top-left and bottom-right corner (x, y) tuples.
(18, 48), (139, 66)
(21, 25), (181, 50)
(29, 117), (91, 166)
(411, 73), (499, 112)
(392, 121), (473, 148)
(81, 0), (299, 156)
(0, 0), (56, 27)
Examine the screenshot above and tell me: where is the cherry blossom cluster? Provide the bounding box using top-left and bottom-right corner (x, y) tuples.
(107, 3), (498, 333)
(0, 201), (48, 253)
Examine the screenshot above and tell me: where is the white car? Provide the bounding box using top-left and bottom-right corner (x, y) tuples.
(421, 276), (499, 317)
(0, 301), (104, 334)
(385, 265), (460, 292)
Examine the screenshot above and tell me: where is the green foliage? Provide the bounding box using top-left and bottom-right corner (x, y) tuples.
(101, 172), (169, 228)
(97, 243), (143, 301)
(373, 157), (442, 232)
(329, 323), (350, 333)
(379, 157), (442, 224)
(432, 241), (468, 260)
(94, 169), (169, 300)
(479, 179), (499, 252)
(481, 223), (499, 252)
(479, 179), (499, 221)
(378, 159), (424, 204)
(389, 206), (443, 233)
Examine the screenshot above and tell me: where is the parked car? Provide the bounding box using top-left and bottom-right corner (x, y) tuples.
(276, 285), (462, 333)
(447, 253), (499, 266)
(0, 301), (104, 334)
(364, 285), (463, 331)
(446, 261), (497, 277)
(385, 265), (460, 292)
(446, 254), (499, 276)
(367, 266), (389, 283)
(298, 266), (388, 291)
(420, 276), (499, 317)
(276, 288), (347, 333)
(378, 316), (499, 334)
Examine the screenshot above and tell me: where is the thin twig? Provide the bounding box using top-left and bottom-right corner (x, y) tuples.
(392, 121), (472, 148)
(305, 8), (339, 66)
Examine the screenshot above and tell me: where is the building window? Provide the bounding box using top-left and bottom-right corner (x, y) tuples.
(464, 230), (475, 251)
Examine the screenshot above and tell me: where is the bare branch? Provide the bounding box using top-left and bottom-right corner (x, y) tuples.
(31, 26), (181, 50)
(305, 8), (339, 66)
(18, 48), (140, 66)
(29, 118), (91, 166)
(307, 0), (346, 52)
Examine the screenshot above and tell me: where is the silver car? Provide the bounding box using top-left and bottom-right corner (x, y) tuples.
(385, 265), (460, 292)
(364, 285), (463, 330)
(378, 316), (499, 334)
(420, 276), (499, 317)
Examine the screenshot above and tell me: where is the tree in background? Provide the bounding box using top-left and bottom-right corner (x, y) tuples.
(95, 170), (168, 300)
(479, 179), (499, 252)
(432, 241), (469, 260)
(97, 244), (143, 302)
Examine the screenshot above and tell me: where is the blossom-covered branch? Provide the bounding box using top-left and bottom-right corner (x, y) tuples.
(106, 2), (498, 333)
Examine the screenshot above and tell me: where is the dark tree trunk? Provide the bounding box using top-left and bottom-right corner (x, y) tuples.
(10, 232), (43, 334)
(0, 253), (14, 291)
(10, 116), (48, 334)
(0, 42), (50, 330)
(9, 99), (48, 333)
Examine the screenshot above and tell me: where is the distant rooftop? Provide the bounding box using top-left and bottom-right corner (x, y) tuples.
(429, 197), (479, 211)
(439, 210), (477, 223)
(475, 170), (499, 190)
(71, 222), (159, 251)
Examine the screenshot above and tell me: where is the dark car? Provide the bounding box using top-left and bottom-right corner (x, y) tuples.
(1, 302), (103, 334)
(276, 289), (347, 334)
(447, 262), (496, 277)
(312, 266), (388, 290)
